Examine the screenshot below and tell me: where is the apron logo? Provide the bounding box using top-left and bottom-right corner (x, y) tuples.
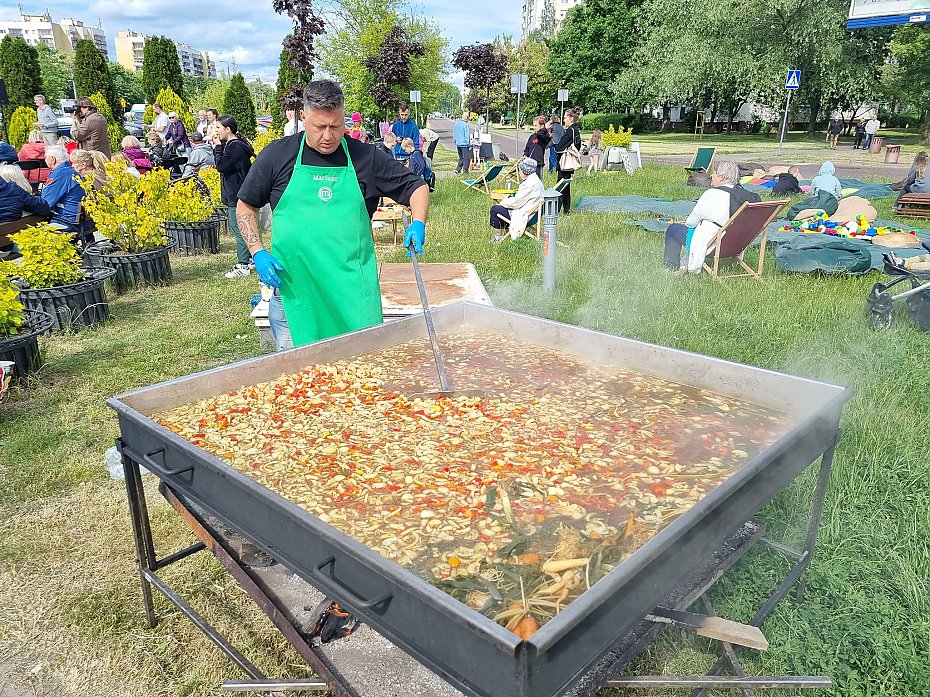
(318, 186), (333, 202)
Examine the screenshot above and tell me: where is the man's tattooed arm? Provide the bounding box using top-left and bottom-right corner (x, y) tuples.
(236, 201), (263, 254)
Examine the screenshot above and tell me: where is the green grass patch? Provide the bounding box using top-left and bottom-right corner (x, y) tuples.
(1, 164), (928, 695)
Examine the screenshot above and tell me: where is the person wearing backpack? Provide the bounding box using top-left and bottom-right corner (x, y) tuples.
(212, 114), (256, 278)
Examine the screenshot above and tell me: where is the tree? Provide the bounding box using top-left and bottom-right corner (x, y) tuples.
(538, 0), (556, 40)
(148, 85), (196, 132)
(142, 36), (184, 102)
(0, 36), (43, 120)
(73, 39), (120, 119)
(223, 73), (257, 139)
(485, 36), (557, 122)
(887, 26), (930, 143)
(108, 62), (145, 109)
(452, 43), (508, 128)
(318, 0), (447, 123)
(547, 0), (640, 112)
(36, 45), (74, 108)
(7, 106), (37, 150)
(272, 0), (325, 111)
(363, 25), (424, 120)
(274, 45), (313, 129)
(191, 78), (230, 113)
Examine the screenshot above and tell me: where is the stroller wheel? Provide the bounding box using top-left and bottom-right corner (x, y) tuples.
(869, 308), (893, 330)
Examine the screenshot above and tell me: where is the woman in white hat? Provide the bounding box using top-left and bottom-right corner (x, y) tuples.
(489, 157), (544, 242)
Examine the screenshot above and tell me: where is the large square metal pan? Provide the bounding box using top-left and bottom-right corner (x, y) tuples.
(110, 302), (851, 697)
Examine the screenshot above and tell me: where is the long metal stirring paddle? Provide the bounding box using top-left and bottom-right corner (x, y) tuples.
(407, 243), (481, 400)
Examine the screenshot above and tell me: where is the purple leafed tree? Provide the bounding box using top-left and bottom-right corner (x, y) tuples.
(362, 25), (425, 120)
(452, 43), (508, 129)
(273, 0), (325, 110)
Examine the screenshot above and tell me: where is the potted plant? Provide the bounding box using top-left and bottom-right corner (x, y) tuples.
(0, 276), (53, 382)
(1, 223), (116, 332)
(198, 166), (228, 232)
(82, 163), (175, 293)
(159, 177), (220, 255)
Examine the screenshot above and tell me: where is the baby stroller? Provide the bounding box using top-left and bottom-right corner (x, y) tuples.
(865, 252), (930, 330)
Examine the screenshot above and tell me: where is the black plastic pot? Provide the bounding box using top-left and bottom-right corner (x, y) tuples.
(0, 309), (54, 382)
(162, 219), (220, 256)
(17, 267), (117, 333)
(88, 241), (174, 293)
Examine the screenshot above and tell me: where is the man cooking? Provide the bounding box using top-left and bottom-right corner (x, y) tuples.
(236, 79), (429, 351)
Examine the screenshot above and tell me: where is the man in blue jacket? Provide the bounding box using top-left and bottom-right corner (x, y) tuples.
(390, 104), (420, 159)
(41, 146), (85, 233)
(453, 113), (471, 174)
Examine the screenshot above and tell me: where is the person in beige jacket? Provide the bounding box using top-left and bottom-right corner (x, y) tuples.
(70, 96), (111, 157)
(489, 157), (545, 242)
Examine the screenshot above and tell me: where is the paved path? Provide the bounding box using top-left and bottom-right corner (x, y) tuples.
(430, 118), (531, 163)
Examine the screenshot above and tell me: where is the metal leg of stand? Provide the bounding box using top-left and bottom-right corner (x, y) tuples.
(700, 595), (755, 697)
(797, 443), (836, 603)
(692, 439), (838, 697)
(120, 439), (157, 629)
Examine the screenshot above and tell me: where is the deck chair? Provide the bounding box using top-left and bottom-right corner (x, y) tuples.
(462, 164), (505, 194)
(702, 199), (787, 280)
(495, 199), (543, 240)
(685, 147), (716, 174)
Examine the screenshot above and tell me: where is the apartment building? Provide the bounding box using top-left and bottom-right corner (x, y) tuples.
(115, 30), (216, 79)
(0, 11), (108, 58)
(521, 0), (582, 38)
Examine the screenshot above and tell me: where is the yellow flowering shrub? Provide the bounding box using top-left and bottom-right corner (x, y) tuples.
(159, 178), (213, 223)
(198, 166), (223, 207)
(601, 124), (633, 148)
(0, 277), (24, 338)
(253, 128), (282, 156)
(81, 163), (170, 254)
(1, 223), (83, 288)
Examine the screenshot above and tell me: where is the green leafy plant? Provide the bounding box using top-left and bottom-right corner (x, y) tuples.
(198, 167), (223, 207)
(0, 276), (24, 338)
(253, 128), (282, 155)
(7, 106), (37, 150)
(159, 179), (213, 223)
(1, 223), (83, 289)
(223, 73), (257, 139)
(144, 86), (196, 133)
(80, 162), (170, 253)
(601, 124), (633, 148)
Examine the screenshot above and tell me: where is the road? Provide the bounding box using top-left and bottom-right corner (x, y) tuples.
(428, 118), (910, 181)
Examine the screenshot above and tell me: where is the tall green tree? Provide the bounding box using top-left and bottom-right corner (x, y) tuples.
(547, 0), (640, 112)
(36, 45), (74, 107)
(0, 36), (43, 121)
(142, 36), (184, 102)
(73, 39), (120, 119)
(191, 78), (230, 112)
(107, 62), (145, 108)
(886, 26), (930, 143)
(223, 73), (257, 139)
(363, 25), (424, 120)
(486, 36), (557, 121)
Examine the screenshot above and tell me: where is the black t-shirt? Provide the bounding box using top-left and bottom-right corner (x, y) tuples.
(237, 133), (427, 217)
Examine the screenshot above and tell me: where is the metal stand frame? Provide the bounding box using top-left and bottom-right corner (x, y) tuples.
(118, 436), (837, 695)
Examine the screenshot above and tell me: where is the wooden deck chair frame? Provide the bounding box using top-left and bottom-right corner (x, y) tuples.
(495, 199), (544, 240)
(462, 164), (505, 194)
(702, 199), (787, 280)
(685, 146), (716, 173)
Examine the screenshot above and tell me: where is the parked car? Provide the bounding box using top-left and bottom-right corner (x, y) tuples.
(57, 114), (73, 137)
(123, 111), (145, 138)
(256, 115), (272, 134)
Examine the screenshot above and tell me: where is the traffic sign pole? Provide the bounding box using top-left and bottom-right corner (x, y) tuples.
(511, 73), (528, 160)
(779, 70), (800, 151)
(779, 90), (792, 150)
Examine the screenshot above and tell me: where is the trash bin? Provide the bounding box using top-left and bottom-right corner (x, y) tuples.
(884, 144), (901, 164)
(868, 136), (884, 154)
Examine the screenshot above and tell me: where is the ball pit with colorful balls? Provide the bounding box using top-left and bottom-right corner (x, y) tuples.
(779, 213), (918, 240)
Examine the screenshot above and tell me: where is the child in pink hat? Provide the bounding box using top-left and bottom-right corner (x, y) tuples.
(347, 112), (367, 142)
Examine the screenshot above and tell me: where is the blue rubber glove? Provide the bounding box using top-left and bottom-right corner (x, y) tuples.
(252, 249), (284, 288)
(404, 220), (426, 256)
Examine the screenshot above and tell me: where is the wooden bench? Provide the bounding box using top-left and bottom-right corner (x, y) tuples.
(895, 193), (930, 220)
(0, 213), (48, 259)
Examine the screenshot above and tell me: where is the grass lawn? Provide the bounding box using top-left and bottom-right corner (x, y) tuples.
(1, 159), (928, 696)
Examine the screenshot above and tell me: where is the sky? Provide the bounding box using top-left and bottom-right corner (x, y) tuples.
(5, 0), (523, 86)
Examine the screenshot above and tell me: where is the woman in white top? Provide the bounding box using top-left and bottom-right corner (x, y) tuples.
(489, 158), (545, 242)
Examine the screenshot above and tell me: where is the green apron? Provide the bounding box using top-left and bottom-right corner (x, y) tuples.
(271, 139), (382, 346)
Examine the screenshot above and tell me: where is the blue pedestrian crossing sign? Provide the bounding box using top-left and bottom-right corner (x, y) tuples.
(785, 70), (801, 90)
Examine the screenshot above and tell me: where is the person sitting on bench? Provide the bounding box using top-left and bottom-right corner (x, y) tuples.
(41, 145), (85, 233)
(0, 163), (51, 223)
(663, 160), (760, 271)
